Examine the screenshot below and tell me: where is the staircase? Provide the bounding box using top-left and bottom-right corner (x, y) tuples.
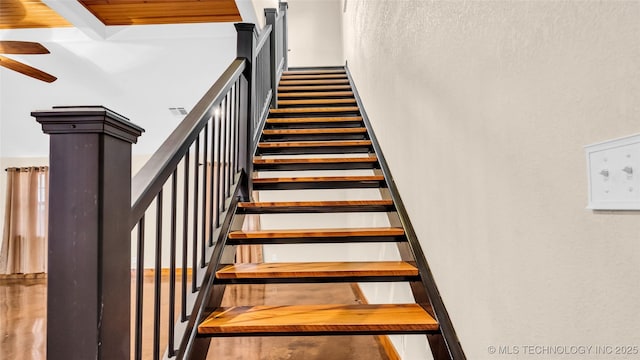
(194, 67), (460, 359)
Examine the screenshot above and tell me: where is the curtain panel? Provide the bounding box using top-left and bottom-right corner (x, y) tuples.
(0, 167), (49, 274)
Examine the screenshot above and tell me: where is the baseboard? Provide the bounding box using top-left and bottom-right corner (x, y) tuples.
(350, 283), (401, 360)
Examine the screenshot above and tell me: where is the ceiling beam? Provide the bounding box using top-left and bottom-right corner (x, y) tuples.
(41, 0), (107, 40)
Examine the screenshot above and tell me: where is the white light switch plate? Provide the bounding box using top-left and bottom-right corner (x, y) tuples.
(585, 134), (640, 210)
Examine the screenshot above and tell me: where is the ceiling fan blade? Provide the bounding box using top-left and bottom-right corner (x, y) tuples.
(0, 41), (50, 54)
(0, 55), (57, 83)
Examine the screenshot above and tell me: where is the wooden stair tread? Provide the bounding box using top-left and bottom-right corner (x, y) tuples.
(270, 106), (359, 114)
(279, 79), (350, 86)
(258, 140), (371, 148)
(216, 261), (417, 279)
(253, 175), (384, 184)
(278, 85), (352, 91)
(283, 69), (346, 75)
(278, 99), (356, 106)
(266, 116), (362, 124)
(278, 91), (354, 98)
(262, 127), (366, 135)
(228, 227), (404, 239)
(239, 200), (393, 209)
(281, 74), (348, 80)
(198, 304), (438, 335)
(254, 155), (376, 164)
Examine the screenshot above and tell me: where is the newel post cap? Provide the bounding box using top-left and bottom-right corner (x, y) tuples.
(32, 105), (144, 144)
(234, 23), (258, 36)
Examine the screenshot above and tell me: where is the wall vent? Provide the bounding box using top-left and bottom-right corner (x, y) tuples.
(169, 107), (188, 117)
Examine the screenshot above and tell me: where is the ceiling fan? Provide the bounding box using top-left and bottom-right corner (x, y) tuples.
(0, 41), (57, 83)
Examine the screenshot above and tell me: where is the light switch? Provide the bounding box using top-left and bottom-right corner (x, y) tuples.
(585, 134), (640, 210)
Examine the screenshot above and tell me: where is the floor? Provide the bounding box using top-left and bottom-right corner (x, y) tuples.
(0, 276), (392, 360)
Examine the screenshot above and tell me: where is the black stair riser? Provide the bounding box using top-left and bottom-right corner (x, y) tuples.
(237, 204), (394, 214)
(253, 162), (380, 171)
(261, 134), (368, 142)
(215, 275), (420, 285)
(227, 236), (406, 245)
(253, 180), (385, 190)
(269, 112), (360, 118)
(256, 146), (373, 155)
(278, 88), (352, 93)
(264, 122), (364, 129)
(276, 105), (357, 110)
(196, 329), (438, 338)
(278, 95), (354, 100)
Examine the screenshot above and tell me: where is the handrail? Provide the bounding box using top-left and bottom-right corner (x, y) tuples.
(345, 64), (467, 360)
(130, 59), (246, 228)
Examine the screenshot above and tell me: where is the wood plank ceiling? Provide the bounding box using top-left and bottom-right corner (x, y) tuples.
(0, 0), (242, 29)
(0, 0), (72, 29)
(78, 0), (242, 26)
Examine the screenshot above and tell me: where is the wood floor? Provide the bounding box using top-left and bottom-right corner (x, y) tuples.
(0, 276), (394, 360)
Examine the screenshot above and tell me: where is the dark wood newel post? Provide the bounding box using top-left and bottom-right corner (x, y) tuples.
(32, 106), (144, 360)
(235, 23), (257, 200)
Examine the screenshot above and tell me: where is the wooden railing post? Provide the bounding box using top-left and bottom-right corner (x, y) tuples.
(280, 1), (289, 71)
(32, 106), (143, 360)
(235, 23), (257, 199)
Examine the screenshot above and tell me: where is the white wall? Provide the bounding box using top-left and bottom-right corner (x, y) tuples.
(287, 0), (344, 67)
(342, 1), (640, 359)
(0, 24), (239, 266)
(0, 0), (291, 269)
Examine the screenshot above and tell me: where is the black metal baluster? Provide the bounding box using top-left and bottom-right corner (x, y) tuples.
(208, 114), (216, 247)
(134, 216), (145, 360)
(235, 80), (241, 174)
(181, 152), (189, 321)
(200, 124), (208, 269)
(220, 97), (227, 205)
(215, 103), (223, 227)
(168, 171), (177, 357)
(226, 92), (232, 197)
(229, 81), (238, 181)
(192, 138), (199, 292)
(153, 191), (163, 360)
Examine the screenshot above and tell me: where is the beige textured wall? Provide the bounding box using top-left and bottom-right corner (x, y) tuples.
(343, 1), (640, 359)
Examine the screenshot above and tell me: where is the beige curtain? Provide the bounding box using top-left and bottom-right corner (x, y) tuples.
(236, 191), (263, 263)
(0, 167), (49, 274)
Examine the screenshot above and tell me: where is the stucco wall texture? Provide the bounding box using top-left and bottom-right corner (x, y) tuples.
(342, 1), (640, 359)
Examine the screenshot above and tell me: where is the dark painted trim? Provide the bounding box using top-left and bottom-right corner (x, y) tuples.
(197, 329), (439, 338)
(216, 275), (420, 285)
(33, 106), (142, 360)
(227, 236), (406, 245)
(286, 66), (346, 71)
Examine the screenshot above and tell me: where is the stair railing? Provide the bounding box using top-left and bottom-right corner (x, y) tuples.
(31, 4), (287, 360)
